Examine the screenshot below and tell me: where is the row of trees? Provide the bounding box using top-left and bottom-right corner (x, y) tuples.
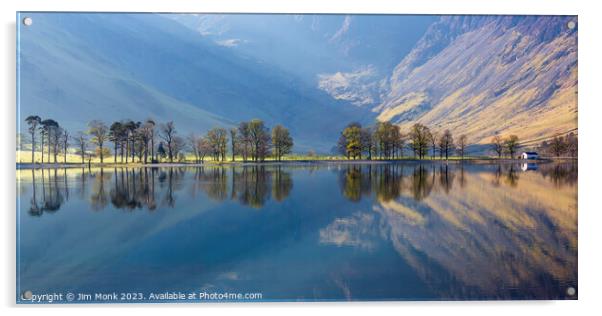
(187, 119), (294, 163)
(24, 116), (294, 164)
(25, 115), (70, 164)
(491, 132), (578, 159)
(337, 122), (467, 160)
(25, 115), (576, 164)
(339, 122), (577, 160)
(539, 132), (578, 158)
(490, 135), (521, 159)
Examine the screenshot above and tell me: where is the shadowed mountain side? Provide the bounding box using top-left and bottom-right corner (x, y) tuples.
(18, 13), (372, 152)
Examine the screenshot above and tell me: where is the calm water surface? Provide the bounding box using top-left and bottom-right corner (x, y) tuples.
(17, 162), (577, 301)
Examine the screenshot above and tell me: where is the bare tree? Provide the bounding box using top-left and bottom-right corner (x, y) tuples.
(40, 119), (58, 164)
(73, 131), (88, 164)
(566, 132), (578, 158)
(438, 129), (454, 160)
(409, 123), (430, 159)
(171, 136), (186, 162)
(248, 119), (271, 162)
(492, 135), (504, 159)
(207, 127), (228, 162)
(159, 121), (177, 162)
(50, 126), (63, 164)
(457, 135), (467, 160)
(230, 128), (238, 162)
(144, 119), (156, 163)
(61, 129), (69, 164)
(504, 135), (520, 159)
(396, 133), (406, 159)
(188, 133), (201, 163)
(138, 121), (155, 164)
(87, 120), (109, 163)
(272, 124), (293, 161)
(25, 115), (41, 163)
(198, 137), (212, 162)
(429, 131), (438, 159)
(550, 135), (566, 157)
(109, 121), (124, 163)
(237, 122), (251, 162)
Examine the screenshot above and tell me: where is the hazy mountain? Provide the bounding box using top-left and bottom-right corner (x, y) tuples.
(18, 13), (372, 152)
(167, 14), (435, 106)
(375, 16), (578, 146)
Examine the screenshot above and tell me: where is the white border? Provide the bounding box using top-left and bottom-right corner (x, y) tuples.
(2, 1), (601, 315)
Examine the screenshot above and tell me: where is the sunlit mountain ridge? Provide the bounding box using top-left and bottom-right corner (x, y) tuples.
(376, 16), (578, 145)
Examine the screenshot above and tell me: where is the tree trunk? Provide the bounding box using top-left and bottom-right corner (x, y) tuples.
(144, 144), (148, 164)
(41, 136), (44, 164)
(47, 134), (51, 163)
(31, 132), (35, 163)
(151, 136), (155, 162)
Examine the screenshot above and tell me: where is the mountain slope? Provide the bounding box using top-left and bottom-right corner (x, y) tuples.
(376, 16), (578, 145)
(18, 13), (371, 152)
(167, 14), (435, 106)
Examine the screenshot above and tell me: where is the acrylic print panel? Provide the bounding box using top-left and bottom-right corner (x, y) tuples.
(16, 12), (578, 303)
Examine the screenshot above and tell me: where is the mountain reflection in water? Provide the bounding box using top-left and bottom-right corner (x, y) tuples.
(17, 162), (577, 301)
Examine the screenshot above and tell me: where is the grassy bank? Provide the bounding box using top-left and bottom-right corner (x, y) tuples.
(17, 150), (570, 170)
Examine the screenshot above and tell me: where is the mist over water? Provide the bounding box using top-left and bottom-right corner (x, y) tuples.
(17, 162), (577, 301)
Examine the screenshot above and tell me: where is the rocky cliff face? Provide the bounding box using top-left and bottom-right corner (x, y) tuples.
(376, 16), (577, 145)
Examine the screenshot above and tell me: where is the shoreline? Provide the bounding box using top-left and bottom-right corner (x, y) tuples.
(16, 158), (574, 169)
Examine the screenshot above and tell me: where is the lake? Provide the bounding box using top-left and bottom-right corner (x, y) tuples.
(16, 161), (577, 302)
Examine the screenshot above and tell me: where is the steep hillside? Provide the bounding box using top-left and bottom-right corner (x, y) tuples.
(18, 13), (370, 152)
(376, 16), (578, 145)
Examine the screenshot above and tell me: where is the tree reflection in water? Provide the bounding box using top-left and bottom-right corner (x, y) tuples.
(90, 169), (110, 211)
(110, 168), (159, 211)
(338, 163), (448, 203)
(327, 161), (578, 299)
(28, 168), (66, 216)
(539, 162), (578, 187)
(272, 166), (293, 202)
(18, 162), (578, 300)
(337, 162), (578, 204)
(23, 162), (577, 213)
(25, 165), (296, 212)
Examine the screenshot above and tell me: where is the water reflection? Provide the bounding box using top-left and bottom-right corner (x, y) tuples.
(338, 163), (458, 202)
(539, 162), (578, 187)
(23, 162), (578, 213)
(111, 168), (158, 210)
(327, 161), (577, 299)
(23, 166), (297, 213)
(27, 168), (68, 216)
(17, 161), (577, 301)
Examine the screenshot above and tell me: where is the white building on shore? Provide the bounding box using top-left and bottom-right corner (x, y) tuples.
(521, 152), (539, 160)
